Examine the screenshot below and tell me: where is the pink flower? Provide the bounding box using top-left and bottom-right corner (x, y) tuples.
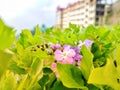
(50, 44), (61, 49)
(54, 46), (76, 64)
(50, 44), (55, 49)
(51, 62), (59, 78)
(55, 44), (61, 49)
(51, 62), (57, 71)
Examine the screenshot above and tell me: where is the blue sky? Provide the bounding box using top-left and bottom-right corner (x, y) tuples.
(0, 0), (116, 33)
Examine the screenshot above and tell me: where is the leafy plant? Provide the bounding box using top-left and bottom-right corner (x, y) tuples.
(0, 20), (120, 90)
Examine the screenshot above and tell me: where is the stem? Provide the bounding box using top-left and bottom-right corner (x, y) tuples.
(27, 71), (43, 89)
(17, 75), (28, 90)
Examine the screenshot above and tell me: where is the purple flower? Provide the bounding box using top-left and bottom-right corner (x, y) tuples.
(84, 40), (93, 48)
(55, 44), (61, 49)
(73, 54), (82, 61)
(72, 46), (80, 53)
(72, 46), (82, 61)
(78, 40), (93, 49)
(50, 44), (61, 50)
(63, 44), (71, 49)
(54, 46), (76, 64)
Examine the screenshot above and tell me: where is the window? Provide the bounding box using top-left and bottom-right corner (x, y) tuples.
(86, 8), (88, 11)
(96, 18), (99, 21)
(85, 21), (88, 24)
(90, 17), (93, 20)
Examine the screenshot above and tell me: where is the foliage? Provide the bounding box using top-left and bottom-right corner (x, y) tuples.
(0, 19), (120, 90)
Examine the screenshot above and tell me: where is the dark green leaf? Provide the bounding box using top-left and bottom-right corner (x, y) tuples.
(53, 80), (77, 90)
(38, 74), (49, 89)
(57, 63), (86, 89)
(43, 67), (53, 74)
(9, 63), (27, 74)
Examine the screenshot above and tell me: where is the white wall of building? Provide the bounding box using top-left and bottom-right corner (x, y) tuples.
(56, 0), (96, 28)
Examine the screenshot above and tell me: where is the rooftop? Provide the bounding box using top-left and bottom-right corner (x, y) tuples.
(57, 0), (85, 11)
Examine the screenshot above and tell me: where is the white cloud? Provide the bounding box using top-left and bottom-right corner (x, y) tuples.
(0, 0), (38, 20)
(0, 0), (117, 21)
(0, 0), (117, 34)
(41, 0), (78, 11)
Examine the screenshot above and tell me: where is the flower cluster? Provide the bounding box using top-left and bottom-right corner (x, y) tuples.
(50, 39), (93, 77)
(50, 39), (93, 65)
(54, 45), (82, 65)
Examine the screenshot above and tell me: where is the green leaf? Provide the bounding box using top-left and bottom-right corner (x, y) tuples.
(0, 19), (16, 50)
(100, 30), (110, 41)
(115, 44), (120, 66)
(57, 63), (86, 89)
(18, 29), (33, 48)
(103, 42), (112, 48)
(32, 48), (54, 64)
(114, 44), (120, 75)
(91, 43), (101, 59)
(31, 57), (43, 75)
(85, 25), (97, 40)
(0, 73), (16, 90)
(88, 59), (120, 90)
(0, 50), (13, 78)
(20, 47), (33, 67)
(17, 75), (28, 90)
(53, 80), (77, 90)
(16, 42), (24, 56)
(81, 45), (94, 80)
(9, 63), (27, 74)
(43, 34), (57, 43)
(87, 84), (100, 90)
(33, 25), (42, 44)
(96, 27), (108, 38)
(38, 74), (49, 89)
(34, 25), (42, 36)
(43, 67), (53, 74)
(0, 18), (4, 31)
(27, 58), (43, 90)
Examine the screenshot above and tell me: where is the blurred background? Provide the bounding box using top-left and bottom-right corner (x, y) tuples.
(0, 0), (118, 34)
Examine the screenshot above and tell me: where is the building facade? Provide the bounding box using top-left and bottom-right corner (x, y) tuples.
(56, 0), (109, 28)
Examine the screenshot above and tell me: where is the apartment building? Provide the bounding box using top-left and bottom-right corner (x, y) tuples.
(56, 0), (110, 28)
